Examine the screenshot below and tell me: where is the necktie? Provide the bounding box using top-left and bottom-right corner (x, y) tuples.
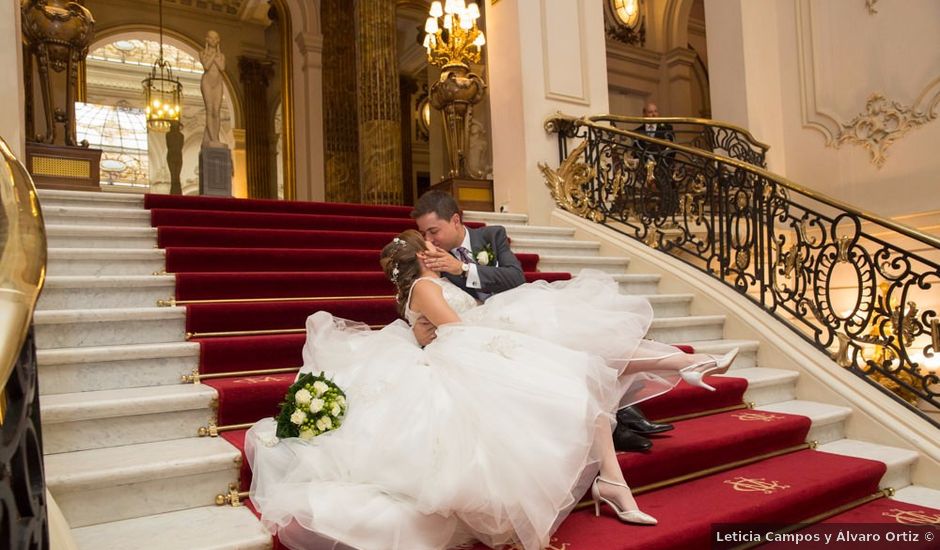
(455, 247), (473, 264)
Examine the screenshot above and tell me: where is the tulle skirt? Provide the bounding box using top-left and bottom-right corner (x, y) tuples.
(246, 271), (684, 550)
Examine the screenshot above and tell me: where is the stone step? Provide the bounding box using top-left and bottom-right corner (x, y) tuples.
(38, 275), (175, 310)
(41, 205), (152, 227)
(38, 189), (146, 210)
(647, 314), (725, 343)
(503, 224), (576, 239)
(37, 342), (200, 395)
(70, 505), (271, 550)
(612, 273), (661, 294)
(729, 367), (800, 406)
(463, 210), (529, 224)
(511, 237), (601, 257)
(47, 248), (166, 276)
(537, 255), (631, 274)
(817, 439), (920, 491)
(676, 338), (760, 370)
(33, 307), (186, 349)
(41, 384), (215, 454)
(45, 437), (240, 528)
(891, 485), (940, 509)
(755, 399), (853, 445)
(643, 293), (694, 317)
(45, 224), (158, 249)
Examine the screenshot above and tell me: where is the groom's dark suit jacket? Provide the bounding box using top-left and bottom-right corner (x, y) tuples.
(442, 225), (525, 300)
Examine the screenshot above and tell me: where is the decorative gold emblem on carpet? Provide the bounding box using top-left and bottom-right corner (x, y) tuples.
(503, 538), (570, 550)
(724, 476), (790, 494)
(882, 508), (940, 526)
(731, 412), (784, 422)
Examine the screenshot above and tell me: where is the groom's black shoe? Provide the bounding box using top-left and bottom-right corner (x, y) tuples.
(612, 424), (652, 452)
(616, 406), (674, 435)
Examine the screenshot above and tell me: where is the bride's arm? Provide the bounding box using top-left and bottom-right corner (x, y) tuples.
(410, 280), (460, 327)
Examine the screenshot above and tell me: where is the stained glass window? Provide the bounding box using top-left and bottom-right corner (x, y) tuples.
(76, 101), (150, 187)
(88, 40), (203, 75)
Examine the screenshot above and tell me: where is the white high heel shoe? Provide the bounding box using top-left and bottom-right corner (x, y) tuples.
(591, 476), (658, 525)
(680, 348), (739, 392)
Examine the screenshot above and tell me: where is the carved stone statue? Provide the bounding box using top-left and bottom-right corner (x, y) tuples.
(199, 30), (225, 148)
(465, 117), (490, 179)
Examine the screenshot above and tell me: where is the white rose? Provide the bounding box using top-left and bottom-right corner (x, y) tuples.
(336, 396), (346, 407)
(299, 429), (314, 440)
(476, 251), (490, 265)
(316, 417), (333, 431)
(331, 403), (341, 416)
(309, 398), (324, 413)
(290, 410), (307, 425)
(312, 381), (329, 396)
(294, 389), (312, 406)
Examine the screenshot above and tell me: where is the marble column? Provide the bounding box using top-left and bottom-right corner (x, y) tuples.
(355, 0), (403, 205)
(238, 56), (276, 199)
(322, 0), (360, 203)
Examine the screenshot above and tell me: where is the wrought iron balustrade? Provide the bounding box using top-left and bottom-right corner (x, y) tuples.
(0, 137), (49, 550)
(543, 114), (940, 428)
(589, 114), (770, 168)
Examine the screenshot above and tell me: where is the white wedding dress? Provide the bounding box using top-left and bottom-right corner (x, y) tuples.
(246, 270), (686, 550)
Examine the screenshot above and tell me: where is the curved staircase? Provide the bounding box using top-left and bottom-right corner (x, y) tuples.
(35, 189), (940, 549)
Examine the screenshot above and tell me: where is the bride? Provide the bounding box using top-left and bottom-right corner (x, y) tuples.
(245, 230), (737, 550)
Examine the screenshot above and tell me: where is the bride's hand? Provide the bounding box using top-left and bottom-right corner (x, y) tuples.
(413, 316), (437, 347)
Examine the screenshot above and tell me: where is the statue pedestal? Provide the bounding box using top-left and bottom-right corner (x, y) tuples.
(25, 143), (102, 191)
(430, 177), (494, 212)
(199, 146), (233, 197)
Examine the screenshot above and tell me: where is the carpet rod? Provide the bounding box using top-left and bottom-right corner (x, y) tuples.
(182, 366), (301, 384)
(159, 294), (394, 307)
(186, 325), (387, 339)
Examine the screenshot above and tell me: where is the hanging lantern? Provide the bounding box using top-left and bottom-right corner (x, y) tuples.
(142, 0), (181, 133)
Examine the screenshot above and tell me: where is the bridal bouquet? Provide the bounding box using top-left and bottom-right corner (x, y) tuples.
(275, 372), (347, 440)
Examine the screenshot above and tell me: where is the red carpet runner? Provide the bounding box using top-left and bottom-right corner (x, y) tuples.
(142, 194), (894, 550)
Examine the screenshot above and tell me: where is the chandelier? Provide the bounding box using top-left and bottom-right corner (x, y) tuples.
(142, 0), (182, 132)
(423, 0), (485, 69)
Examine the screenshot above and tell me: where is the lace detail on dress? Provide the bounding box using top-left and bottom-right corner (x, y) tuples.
(404, 277), (479, 325)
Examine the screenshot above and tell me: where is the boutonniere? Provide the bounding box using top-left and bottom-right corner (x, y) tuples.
(474, 243), (496, 266)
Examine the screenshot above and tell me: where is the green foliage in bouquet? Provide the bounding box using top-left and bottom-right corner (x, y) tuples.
(275, 372), (347, 440)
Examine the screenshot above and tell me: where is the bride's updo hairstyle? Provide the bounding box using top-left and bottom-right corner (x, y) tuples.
(380, 229), (428, 316)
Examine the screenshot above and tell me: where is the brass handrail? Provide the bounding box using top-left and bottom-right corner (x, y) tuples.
(590, 113), (772, 153)
(0, 137), (47, 421)
(550, 113), (940, 249)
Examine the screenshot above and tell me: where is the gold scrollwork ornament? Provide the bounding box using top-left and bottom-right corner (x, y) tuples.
(538, 140), (602, 222)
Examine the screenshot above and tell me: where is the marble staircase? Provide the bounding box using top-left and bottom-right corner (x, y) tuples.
(33, 189), (940, 549)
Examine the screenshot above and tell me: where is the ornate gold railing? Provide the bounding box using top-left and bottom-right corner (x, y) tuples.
(0, 136), (49, 548)
(544, 114), (940, 427)
(589, 114), (770, 168)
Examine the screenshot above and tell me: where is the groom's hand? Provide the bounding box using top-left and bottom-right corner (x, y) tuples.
(413, 316), (437, 347)
(418, 246), (463, 276)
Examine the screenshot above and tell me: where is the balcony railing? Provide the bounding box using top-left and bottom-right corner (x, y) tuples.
(544, 114), (940, 428)
(0, 136), (49, 549)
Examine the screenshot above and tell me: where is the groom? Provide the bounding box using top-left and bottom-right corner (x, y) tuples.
(410, 190), (671, 452)
(412, 190), (525, 321)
